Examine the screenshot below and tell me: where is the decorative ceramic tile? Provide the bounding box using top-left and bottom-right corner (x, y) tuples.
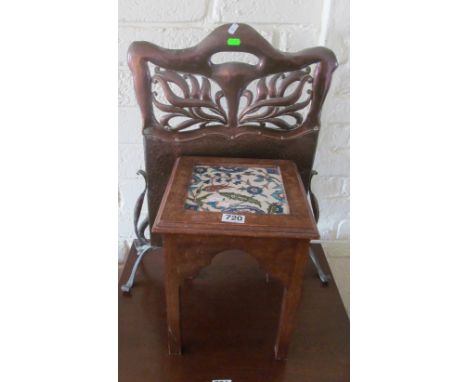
(184, 165), (290, 215)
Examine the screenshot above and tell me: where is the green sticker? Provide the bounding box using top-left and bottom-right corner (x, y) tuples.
(227, 38), (241, 46)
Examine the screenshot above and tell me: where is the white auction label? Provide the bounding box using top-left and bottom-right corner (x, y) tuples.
(228, 23), (239, 34)
(213, 380), (232, 382)
(221, 213), (245, 224)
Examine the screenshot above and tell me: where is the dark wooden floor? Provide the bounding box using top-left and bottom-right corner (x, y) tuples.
(119, 246), (349, 382)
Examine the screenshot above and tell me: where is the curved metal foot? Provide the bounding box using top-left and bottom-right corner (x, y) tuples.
(308, 244), (332, 286)
(121, 244), (155, 293)
(121, 169), (159, 294)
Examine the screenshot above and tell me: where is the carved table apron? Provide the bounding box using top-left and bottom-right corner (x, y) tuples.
(162, 234), (309, 360)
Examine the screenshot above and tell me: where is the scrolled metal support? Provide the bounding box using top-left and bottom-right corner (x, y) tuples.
(308, 245), (331, 286)
(121, 170), (160, 293)
(308, 169), (332, 286)
(308, 169), (320, 221)
(120, 243), (154, 293)
(133, 170), (149, 245)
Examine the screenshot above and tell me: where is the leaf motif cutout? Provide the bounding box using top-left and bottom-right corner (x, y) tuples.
(238, 70), (313, 131)
(151, 67), (227, 130)
(150, 67), (312, 132)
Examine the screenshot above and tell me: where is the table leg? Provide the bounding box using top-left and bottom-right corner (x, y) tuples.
(274, 241), (308, 360)
(164, 237), (182, 355)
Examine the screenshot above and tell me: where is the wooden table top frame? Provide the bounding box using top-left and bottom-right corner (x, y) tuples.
(153, 156), (319, 360)
(155, 156), (320, 238)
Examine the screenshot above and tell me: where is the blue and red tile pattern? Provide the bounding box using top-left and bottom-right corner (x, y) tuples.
(184, 165), (290, 215)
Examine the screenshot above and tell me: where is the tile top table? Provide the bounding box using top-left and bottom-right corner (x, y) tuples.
(153, 156), (320, 359)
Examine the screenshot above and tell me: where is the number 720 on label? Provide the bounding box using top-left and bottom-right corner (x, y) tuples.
(221, 213), (246, 224)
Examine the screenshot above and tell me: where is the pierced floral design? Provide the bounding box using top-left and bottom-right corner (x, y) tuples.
(184, 165), (290, 215)
(238, 68), (314, 130)
(151, 67), (227, 131)
(151, 66), (314, 132)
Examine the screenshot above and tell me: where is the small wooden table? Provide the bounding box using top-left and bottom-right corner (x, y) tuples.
(153, 156), (320, 360)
